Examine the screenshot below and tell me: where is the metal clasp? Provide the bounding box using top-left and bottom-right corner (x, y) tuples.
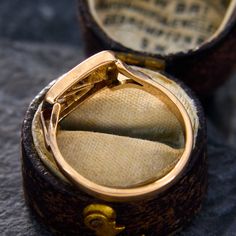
(83, 204), (125, 236)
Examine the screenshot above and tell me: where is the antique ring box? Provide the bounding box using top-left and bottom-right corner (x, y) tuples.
(22, 51), (206, 235)
(21, 0), (236, 235)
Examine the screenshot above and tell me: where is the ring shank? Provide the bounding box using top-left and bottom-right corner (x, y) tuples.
(41, 51), (193, 201)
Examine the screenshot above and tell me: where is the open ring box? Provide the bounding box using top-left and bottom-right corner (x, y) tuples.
(21, 1), (236, 235)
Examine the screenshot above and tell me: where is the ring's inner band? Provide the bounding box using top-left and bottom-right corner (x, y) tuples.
(39, 60), (194, 192)
(33, 50), (196, 200)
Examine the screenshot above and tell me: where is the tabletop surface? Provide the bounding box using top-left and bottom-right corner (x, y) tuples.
(0, 1), (236, 235)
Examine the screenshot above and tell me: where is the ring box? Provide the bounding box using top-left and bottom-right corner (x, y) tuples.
(21, 0), (236, 235)
(22, 69), (207, 235)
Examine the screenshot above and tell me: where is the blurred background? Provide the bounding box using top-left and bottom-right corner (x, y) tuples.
(0, 0), (81, 44)
(0, 0), (236, 235)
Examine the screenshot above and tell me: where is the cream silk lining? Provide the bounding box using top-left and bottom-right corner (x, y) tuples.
(32, 67), (199, 188)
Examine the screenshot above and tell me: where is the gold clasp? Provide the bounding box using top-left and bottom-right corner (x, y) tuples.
(115, 52), (165, 71)
(83, 204), (125, 236)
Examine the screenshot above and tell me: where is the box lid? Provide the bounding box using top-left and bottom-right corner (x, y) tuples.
(78, 0), (236, 95)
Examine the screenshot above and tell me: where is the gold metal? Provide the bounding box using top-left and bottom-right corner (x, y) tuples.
(40, 50), (193, 202)
(115, 52), (166, 71)
(83, 204), (125, 236)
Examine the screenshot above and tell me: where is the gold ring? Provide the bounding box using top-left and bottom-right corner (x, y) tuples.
(40, 51), (193, 201)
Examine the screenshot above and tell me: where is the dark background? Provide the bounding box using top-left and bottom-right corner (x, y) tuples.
(0, 0), (236, 235)
(0, 0), (81, 44)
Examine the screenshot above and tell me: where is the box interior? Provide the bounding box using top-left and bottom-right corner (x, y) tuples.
(88, 0), (234, 55)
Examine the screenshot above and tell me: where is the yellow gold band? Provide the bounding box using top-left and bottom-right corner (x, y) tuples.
(40, 51), (193, 201)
